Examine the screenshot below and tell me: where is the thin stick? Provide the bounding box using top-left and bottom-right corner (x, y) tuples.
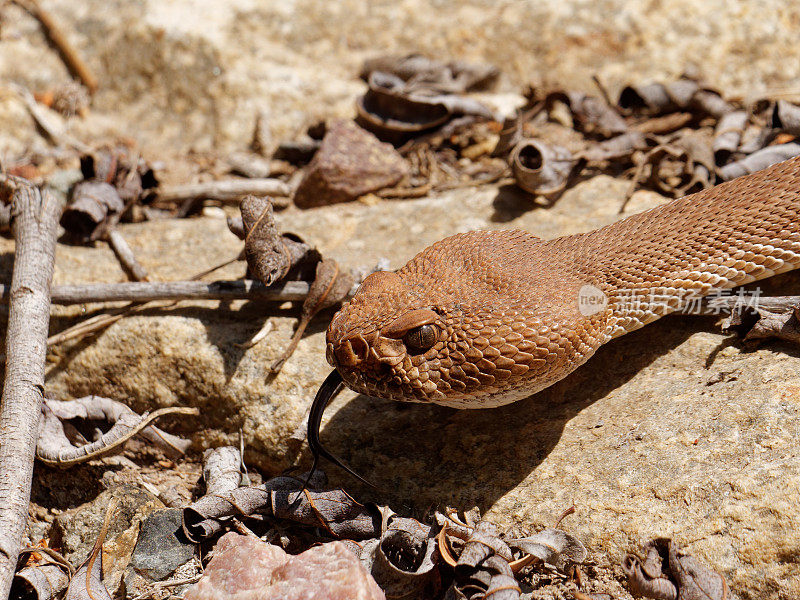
(34, 279), (354, 357)
(590, 74), (616, 109)
(156, 178), (292, 203)
(0, 279), (357, 305)
(106, 229), (149, 282)
(15, 0), (98, 94)
(0, 183), (65, 600)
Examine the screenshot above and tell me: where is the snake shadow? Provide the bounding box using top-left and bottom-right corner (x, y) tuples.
(319, 314), (718, 513)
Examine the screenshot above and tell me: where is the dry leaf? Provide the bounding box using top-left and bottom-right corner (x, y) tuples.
(240, 195), (321, 285)
(360, 53), (499, 93)
(12, 547), (73, 600)
(64, 501), (117, 600)
(507, 527), (588, 574)
(36, 399), (197, 467)
(619, 80), (732, 118)
(271, 258), (355, 373)
(770, 100), (800, 136)
(547, 91), (628, 138)
(580, 130), (654, 163)
(356, 71), (494, 144)
(60, 181), (124, 240)
(202, 446), (243, 495)
(712, 110), (747, 164)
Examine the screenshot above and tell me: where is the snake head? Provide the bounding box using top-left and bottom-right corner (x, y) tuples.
(326, 230), (607, 408)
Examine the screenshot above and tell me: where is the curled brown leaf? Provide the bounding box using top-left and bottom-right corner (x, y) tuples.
(718, 143), (800, 181)
(181, 475), (380, 543)
(60, 181), (124, 240)
(546, 91), (628, 138)
(771, 100), (800, 136)
(623, 539), (729, 600)
(507, 527), (588, 574)
(202, 446), (243, 496)
(509, 139), (578, 196)
(360, 53), (499, 93)
(712, 110), (748, 165)
(240, 195), (320, 285)
(36, 399), (197, 467)
(271, 258), (355, 373)
(618, 80), (732, 118)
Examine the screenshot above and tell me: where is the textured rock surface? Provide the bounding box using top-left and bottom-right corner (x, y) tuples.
(51, 486), (164, 595)
(184, 533), (384, 600)
(2, 1), (800, 598)
(293, 119), (408, 207)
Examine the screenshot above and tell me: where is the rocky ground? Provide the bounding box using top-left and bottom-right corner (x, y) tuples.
(2, 1), (800, 599)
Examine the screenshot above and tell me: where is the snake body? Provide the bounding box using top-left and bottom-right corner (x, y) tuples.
(326, 156), (800, 408)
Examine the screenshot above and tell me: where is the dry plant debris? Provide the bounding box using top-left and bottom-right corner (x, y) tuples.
(61, 505), (115, 600)
(36, 396), (196, 467)
(178, 460), (594, 600)
(201, 447), (243, 496)
(717, 296), (800, 348)
(237, 194), (356, 371)
(11, 545), (73, 600)
(623, 538), (730, 600)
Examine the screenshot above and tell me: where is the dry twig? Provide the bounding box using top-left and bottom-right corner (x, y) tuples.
(14, 0), (98, 93)
(156, 178), (292, 203)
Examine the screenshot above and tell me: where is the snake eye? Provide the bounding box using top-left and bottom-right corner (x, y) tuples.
(403, 324), (437, 353)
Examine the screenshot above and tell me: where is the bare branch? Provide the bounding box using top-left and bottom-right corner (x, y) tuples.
(0, 183), (65, 600)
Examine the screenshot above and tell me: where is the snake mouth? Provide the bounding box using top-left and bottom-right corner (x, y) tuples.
(326, 340), (438, 403)
(326, 353), (399, 400)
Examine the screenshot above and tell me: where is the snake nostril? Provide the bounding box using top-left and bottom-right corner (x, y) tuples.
(333, 336), (369, 367)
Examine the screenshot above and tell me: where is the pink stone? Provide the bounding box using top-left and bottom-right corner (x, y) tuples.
(185, 533), (384, 600)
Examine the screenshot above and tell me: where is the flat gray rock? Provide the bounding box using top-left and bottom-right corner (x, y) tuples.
(130, 509), (194, 581)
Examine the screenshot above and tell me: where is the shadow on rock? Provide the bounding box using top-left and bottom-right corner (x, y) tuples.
(489, 184), (543, 223)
